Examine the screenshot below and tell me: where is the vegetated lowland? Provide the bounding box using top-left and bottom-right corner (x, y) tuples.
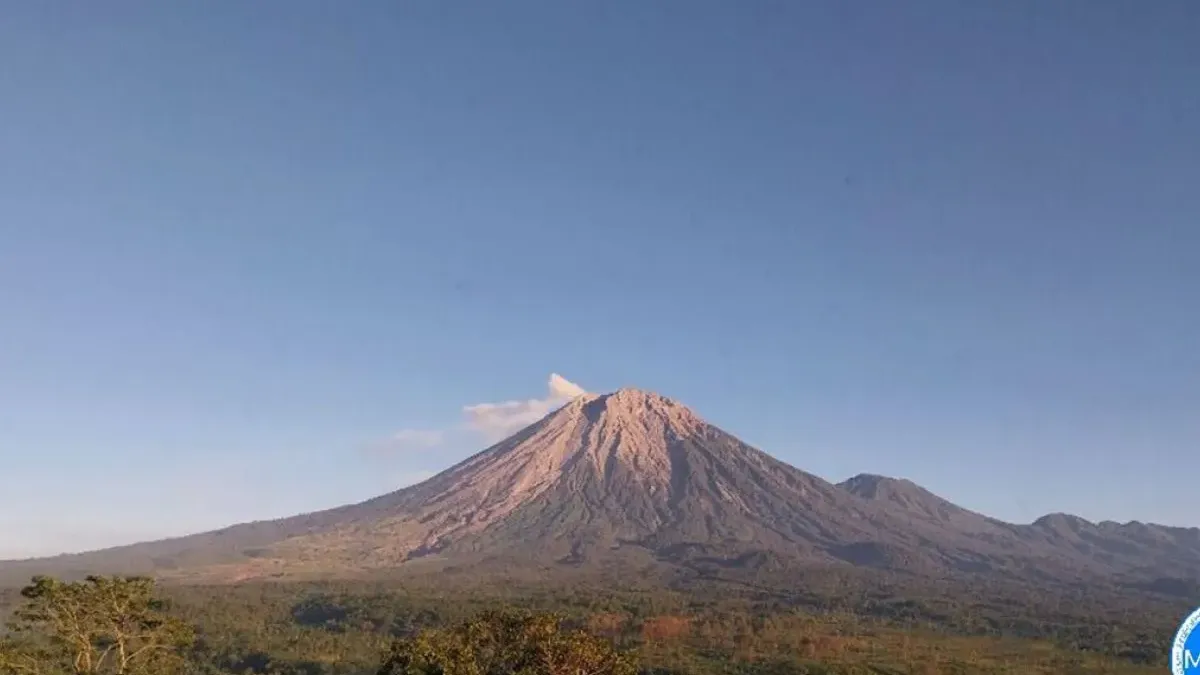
(0, 567), (1184, 675)
(2, 389), (1195, 673)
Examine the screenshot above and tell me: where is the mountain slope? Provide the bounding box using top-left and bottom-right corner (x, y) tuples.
(838, 473), (1027, 541)
(248, 389), (898, 574)
(840, 474), (1200, 583)
(2, 388), (1198, 588)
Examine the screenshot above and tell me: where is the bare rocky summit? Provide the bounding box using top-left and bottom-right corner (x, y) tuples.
(3, 388), (1198, 589)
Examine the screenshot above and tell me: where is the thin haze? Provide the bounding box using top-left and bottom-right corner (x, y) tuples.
(0, 2), (1197, 558)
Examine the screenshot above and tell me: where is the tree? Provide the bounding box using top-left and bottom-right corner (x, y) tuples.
(376, 609), (637, 675)
(0, 575), (194, 675)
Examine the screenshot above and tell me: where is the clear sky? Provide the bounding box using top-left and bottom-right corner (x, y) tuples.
(1, 1), (1197, 559)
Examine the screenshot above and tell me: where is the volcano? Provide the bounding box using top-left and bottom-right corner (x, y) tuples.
(3, 387), (1199, 587)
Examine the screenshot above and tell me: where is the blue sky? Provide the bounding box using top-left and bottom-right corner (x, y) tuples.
(1, 2), (1197, 558)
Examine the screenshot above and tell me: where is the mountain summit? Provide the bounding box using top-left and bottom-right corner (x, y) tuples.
(3, 387), (1199, 587)
(261, 387), (884, 571)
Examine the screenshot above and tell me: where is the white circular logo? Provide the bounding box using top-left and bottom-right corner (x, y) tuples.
(1172, 606), (1200, 675)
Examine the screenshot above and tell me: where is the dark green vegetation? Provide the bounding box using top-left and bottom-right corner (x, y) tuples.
(0, 570), (1186, 674)
(376, 610), (636, 675)
(0, 576), (194, 674)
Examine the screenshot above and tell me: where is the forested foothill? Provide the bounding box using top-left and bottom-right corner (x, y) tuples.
(0, 569), (1182, 675)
